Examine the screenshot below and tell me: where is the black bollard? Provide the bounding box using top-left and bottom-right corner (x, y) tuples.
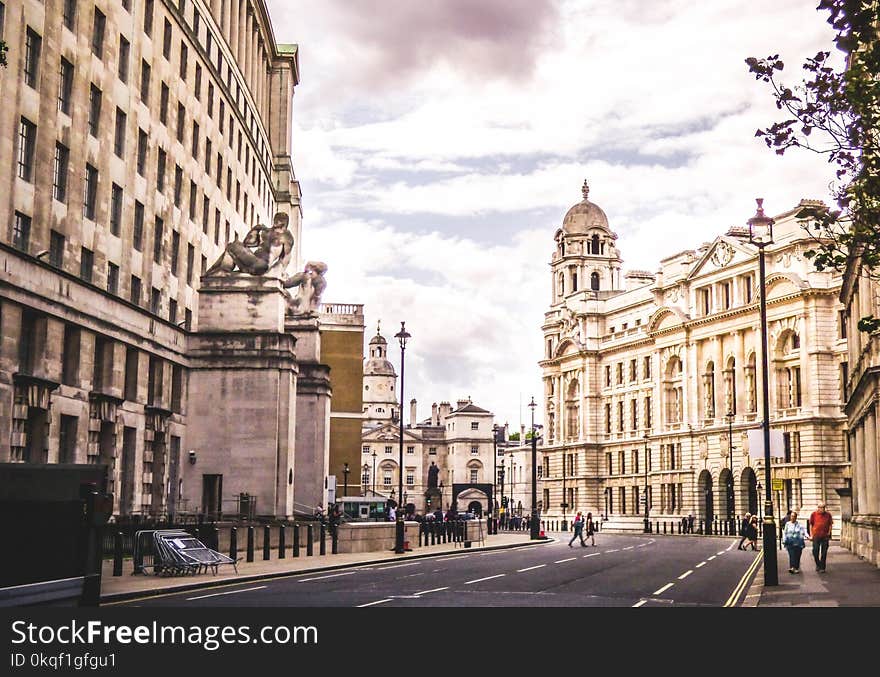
(230, 527), (238, 561)
(663, 521), (667, 534)
(430, 522), (436, 545)
(320, 522), (327, 555)
(331, 523), (338, 555)
(263, 525), (271, 560)
(211, 525), (219, 551)
(306, 524), (314, 556)
(246, 526), (255, 562)
(113, 532), (123, 577)
(292, 522), (300, 557)
(279, 524), (286, 559)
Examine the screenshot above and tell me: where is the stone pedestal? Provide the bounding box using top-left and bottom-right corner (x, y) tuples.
(286, 316), (332, 516)
(184, 276), (298, 518)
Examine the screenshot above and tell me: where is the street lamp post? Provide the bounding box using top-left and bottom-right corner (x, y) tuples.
(393, 321), (411, 554)
(528, 396), (540, 539)
(726, 410), (735, 527)
(748, 198), (778, 586)
(343, 462), (350, 500)
(499, 459), (506, 528)
(362, 463), (368, 497)
(492, 424), (499, 522)
(643, 433), (650, 533)
(371, 452), (377, 497)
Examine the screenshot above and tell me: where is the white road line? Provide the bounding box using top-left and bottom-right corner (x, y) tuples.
(376, 562), (421, 570)
(653, 582), (674, 596)
(623, 546), (634, 550)
(632, 600), (647, 607)
(716, 551), (726, 556)
(637, 544), (647, 547)
(464, 574), (505, 585)
(678, 570), (693, 580)
(186, 586), (266, 600)
(606, 549), (619, 553)
(695, 562), (706, 568)
(405, 572), (425, 577)
(707, 555), (717, 561)
(583, 553), (601, 558)
(357, 599), (392, 607)
(554, 557), (577, 564)
(415, 587), (448, 596)
(517, 564), (547, 572)
(299, 571), (358, 582)
(435, 555), (470, 561)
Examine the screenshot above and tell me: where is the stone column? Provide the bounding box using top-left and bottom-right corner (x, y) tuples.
(238, 0), (247, 69)
(854, 419), (866, 514)
(864, 405), (879, 514)
(228, 0), (239, 62)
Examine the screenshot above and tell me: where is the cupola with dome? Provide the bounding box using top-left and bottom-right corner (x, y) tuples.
(362, 322), (400, 426)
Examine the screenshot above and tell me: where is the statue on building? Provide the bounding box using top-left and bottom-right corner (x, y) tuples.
(204, 212), (294, 278)
(427, 461), (439, 489)
(284, 260), (328, 316)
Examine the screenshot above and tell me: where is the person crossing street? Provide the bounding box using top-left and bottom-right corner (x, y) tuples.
(569, 511), (587, 547)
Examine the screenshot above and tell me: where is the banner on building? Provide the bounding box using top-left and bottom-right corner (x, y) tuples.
(746, 428), (785, 459)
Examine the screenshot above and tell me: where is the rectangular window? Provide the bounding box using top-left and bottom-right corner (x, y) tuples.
(208, 83), (214, 117)
(644, 356), (651, 379)
(406, 446), (415, 455)
(160, 83), (169, 124)
(617, 401), (624, 432)
(17, 117), (36, 182)
(140, 60), (151, 102)
(616, 363), (623, 385)
(722, 281), (731, 310)
(143, 0), (153, 36)
(645, 396), (652, 429)
(133, 201), (144, 251)
(192, 122), (199, 160)
(200, 255), (207, 277)
(194, 63), (202, 100)
(743, 275), (753, 304)
(157, 149), (166, 191)
(118, 36), (130, 82)
(24, 28), (41, 88)
(169, 298), (177, 324)
(153, 218), (164, 263)
(219, 101), (225, 133)
(59, 415), (78, 464)
(49, 230), (65, 267)
(171, 365), (183, 413)
(187, 244), (195, 285)
(174, 165), (183, 206)
(137, 130), (148, 176)
(83, 164), (98, 220)
(630, 399), (638, 430)
(605, 403), (611, 434)
(629, 359), (637, 382)
(202, 197), (210, 234)
(700, 288), (711, 315)
(841, 361), (849, 401)
(114, 108), (127, 157)
(53, 142), (69, 202)
(92, 8), (106, 58)
(428, 447), (437, 455)
(179, 42), (188, 79)
(79, 247), (94, 283)
(184, 308), (192, 331)
(214, 209), (220, 244)
(193, 9), (201, 38)
(130, 275), (142, 305)
(150, 287), (161, 314)
(205, 139), (212, 176)
(88, 84), (102, 136)
(110, 184), (123, 236)
(162, 19), (172, 60)
(189, 181), (197, 220)
(61, 325), (80, 386)
(177, 103), (185, 142)
(107, 262), (119, 294)
(470, 445), (479, 455)
(605, 365), (611, 387)
(58, 58), (74, 114)
(470, 422), (479, 430)
(171, 231), (180, 275)
(63, 0), (76, 30)
(839, 310), (847, 339)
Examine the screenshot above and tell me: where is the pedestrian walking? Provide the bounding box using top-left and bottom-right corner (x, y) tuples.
(737, 513), (752, 550)
(585, 511), (596, 546)
(808, 502), (833, 573)
(779, 510), (793, 550)
(742, 515), (759, 551)
(781, 510), (807, 573)
(569, 511), (587, 547)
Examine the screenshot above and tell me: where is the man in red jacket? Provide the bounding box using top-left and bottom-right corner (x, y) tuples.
(808, 502), (834, 573)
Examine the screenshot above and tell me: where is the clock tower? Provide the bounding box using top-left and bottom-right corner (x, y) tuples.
(362, 323), (400, 427)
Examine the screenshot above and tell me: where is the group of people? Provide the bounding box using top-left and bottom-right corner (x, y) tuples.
(737, 513), (760, 551)
(568, 511), (597, 547)
(737, 503), (834, 574)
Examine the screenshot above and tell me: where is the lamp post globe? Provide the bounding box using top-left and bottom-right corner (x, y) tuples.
(748, 197), (777, 586)
(393, 321), (411, 554)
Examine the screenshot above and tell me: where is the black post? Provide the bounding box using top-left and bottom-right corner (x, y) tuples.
(230, 527), (238, 561)
(279, 524), (286, 559)
(292, 522), (300, 557)
(331, 523), (338, 555)
(263, 525), (271, 560)
(394, 322), (410, 555)
(306, 523), (314, 556)
(246, 526), (255, 563)
(320, 522), (327, 555)
(113, 532), (123, 577)
(529, 396), (540, 540)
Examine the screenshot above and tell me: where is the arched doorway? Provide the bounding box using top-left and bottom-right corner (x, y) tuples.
(467, 500), (483, 517)
(741, 467), (758, 516)
(719, 468), (734, 519)
(697, 470), (714, 523)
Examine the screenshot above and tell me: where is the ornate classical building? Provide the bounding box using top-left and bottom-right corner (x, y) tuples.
(360, 326), (496, 515)
(839, 256), (880, 566)
(0, 0), (361, 519)
(538, 182), (849, 529)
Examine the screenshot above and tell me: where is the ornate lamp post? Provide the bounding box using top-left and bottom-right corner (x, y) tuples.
(726, 410), (736, 525)
(528, 396), (540, 539)
(748, 198), (778, 586)
(499, 459), (506, 528)
(492, 424), (499, 521)
(343, 462), (350, 499)
(362, 463), (368, 497)
(643, 432), (650, 532)
(371, 451), (377, 497)
(393, 321), (411, 554)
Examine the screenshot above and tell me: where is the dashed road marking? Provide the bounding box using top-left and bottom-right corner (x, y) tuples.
(695, 562), (706, 568)
(707, 555), (717, 561)
(299, 571), (358, 582)
(632, 600), (647, 607)
(606, 549), (619, 553)
(186, 586), (266, 600)
(415, 587), (448, 596)
(623, 546), (634, 550)
(678, 570), (693, 580)
(583, 553), (601, 558)
(464, 574), (505, 585)
(357, 599), (391, 607)
(517, 564), (547, 572)
(554, 558), (577, 564)
(653, 582), (674, 596)
(376, 562), (421, 570)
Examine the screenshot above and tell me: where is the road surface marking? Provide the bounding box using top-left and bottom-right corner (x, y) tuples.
(637, 543), (647, 547)
(623, 546), (634, 550)
(186, 586), (266, 600)
(583, 553), (601, 558)
(632, 600), (647, 607)
(695, 562), (706, 568)
(724, 552), (763, 607)
(415, 587), (448, 596)
(554, 558), (577, 564)
(299, 571), (358, 582)
(435, 555), (470, 561)
(707, 555), (717, 561)
(405, 572), (425, 578)
(653, 583), (674, 596)
(357, 599), (391, 607)
(376, 562), (420, 570)
(678, 570), (693, 580)
(716, 551), (726, 556)
(517, 564), (547, 572)
(605, 549), (619, 553)
(464, 574), (505, 585)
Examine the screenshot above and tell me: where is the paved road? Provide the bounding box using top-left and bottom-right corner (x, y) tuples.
(116, 534), (760, 607)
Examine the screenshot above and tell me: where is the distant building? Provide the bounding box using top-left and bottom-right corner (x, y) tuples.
(538, 182), (849, 528)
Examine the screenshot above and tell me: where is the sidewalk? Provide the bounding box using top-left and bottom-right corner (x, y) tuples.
(748, 543), (880, 607)
(100, 531), (538, 604)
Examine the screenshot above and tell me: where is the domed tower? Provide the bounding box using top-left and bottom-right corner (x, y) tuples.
(362, 322), (400, 427)
(551, 180), (623, 305)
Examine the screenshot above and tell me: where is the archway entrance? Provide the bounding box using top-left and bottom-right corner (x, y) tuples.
(467, 500), (483, 517)
(697, 470), (714, 523)
(741, 467), (758, 516)
(719, 468), (734, 519)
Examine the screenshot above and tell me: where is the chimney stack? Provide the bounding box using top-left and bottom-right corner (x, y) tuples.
(431, 402), (439, 426)
(410, 399), (417, 427)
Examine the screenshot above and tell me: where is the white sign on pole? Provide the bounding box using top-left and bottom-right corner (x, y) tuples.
(747, 428), (786, 459)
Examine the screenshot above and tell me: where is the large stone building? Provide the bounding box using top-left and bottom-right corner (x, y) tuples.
(360, 326), (496, 515)
(839, 256), (880, 566)
(538, 182), (849, 529)
(0, 0), (361, 519)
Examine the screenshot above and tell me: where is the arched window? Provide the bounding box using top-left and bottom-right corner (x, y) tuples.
(570, 268), (578, 292)
(558, 272), (565, 297)
(724, 356), (736, 415)
(703, 361), (716, 419)
(746, 353), (757, 412)
(775, 331), (802, 410)
(664, 356), (683, 424)
(591, 234), (600, 254)
(591, 272), (600, 291)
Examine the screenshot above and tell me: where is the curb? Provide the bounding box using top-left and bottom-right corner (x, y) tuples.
(100, 537), (552, 605)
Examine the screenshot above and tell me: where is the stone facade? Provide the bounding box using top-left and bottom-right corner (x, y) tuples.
(839, 256), (880, 566)
(0, 0), (363, 520)
(538, 184), (849, 531)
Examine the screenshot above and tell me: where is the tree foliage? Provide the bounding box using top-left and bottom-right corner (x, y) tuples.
(0, 40), (7, 68)
(746, 0), (880, 332)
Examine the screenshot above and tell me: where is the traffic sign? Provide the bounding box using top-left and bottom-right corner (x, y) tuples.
(771, 478), (783, 492)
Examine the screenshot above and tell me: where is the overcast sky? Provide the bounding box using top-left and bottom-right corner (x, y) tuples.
(264, 0), (843, 430)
